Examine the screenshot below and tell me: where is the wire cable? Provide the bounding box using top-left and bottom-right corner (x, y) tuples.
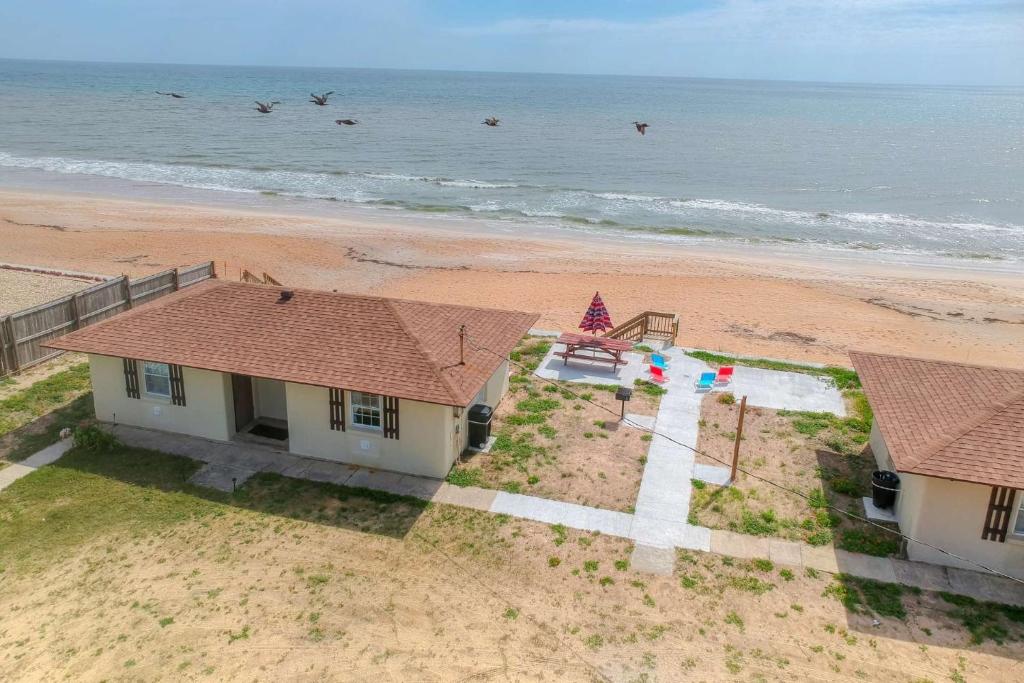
(463, 332), (1024, 586)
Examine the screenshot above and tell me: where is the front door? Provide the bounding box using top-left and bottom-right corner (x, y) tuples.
(231, 374), (254, 432)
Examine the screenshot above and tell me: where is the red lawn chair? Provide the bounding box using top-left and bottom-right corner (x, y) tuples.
(648, 364), (668, 384)
(715, 366), (734, 386)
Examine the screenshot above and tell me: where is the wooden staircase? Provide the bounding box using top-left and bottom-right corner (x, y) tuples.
(603, 311), (679, 346)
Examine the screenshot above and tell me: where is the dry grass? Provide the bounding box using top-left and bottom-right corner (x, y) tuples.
(689, 393), (899, 555)
(449, 337), (660, 511)
(0, 442), (1021, 681)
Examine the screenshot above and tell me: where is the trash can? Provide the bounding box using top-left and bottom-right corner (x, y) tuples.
(871, 470), (900, 509)
(467, 404), (493, 449)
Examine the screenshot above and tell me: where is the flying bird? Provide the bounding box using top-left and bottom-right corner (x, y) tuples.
(310, 91), (334, 105)
(255, 101), (281, 113)
(633, 121), (649, 136)
(482, 117), (500, 127)
(156, 91), (185, 98)
(335, 119), (359, 126)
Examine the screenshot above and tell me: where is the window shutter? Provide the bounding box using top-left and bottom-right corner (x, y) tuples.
(329, 388), (345, 431)
(169, 364), (186, 406)
(383, 395), (399, 439)
(123, 358), (139, 399)
(981, 486), (1016, 542)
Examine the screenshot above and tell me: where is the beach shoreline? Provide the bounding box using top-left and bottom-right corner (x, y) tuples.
(1, 187), (1022, 368)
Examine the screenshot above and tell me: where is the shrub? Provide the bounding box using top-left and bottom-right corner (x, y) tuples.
(548, 556), (561, 567)
(73, 425), (119, 453)
(751, 558), (774, 572)
(543, 384), (559, 393)
(740, 509), (779, 536)
(807, 488), (828, 509)
(717, 393), (736, 405)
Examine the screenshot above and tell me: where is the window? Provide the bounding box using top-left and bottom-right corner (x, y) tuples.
(351, 392), (382, 429)
(1012, 493), (1024, 540)
(143, 361), (171, 398)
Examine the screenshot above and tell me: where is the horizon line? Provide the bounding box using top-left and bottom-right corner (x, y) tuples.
(0, 55), (1019, 91)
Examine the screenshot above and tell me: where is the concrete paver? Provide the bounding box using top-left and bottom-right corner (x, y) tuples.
(489, 491), (634, 537)
(189, 462), (256, 492)
(534, 346), (646, 387)
(630, 545), (676, 576)
(693, 463), (731, 486)
(0, 439), (73, 492)
(768, 539), (804, 566)
(710, 530), (771, 559)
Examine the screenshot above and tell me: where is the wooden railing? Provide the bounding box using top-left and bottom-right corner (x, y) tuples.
(603, 311), (679, 346)
(0, 261), (216, 376)
(240, 269), (282, 286)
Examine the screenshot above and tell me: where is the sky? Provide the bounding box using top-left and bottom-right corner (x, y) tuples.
(1, 0), (1022, 86)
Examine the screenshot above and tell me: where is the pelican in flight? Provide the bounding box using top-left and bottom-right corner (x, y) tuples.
(255, 101), (281, 113)
(335, 119), (359, 126)
(156, 91), (185, 98)
(482, 117), (500, 127)
(633, 121), (649, 136)
(310, 91), (334, 106)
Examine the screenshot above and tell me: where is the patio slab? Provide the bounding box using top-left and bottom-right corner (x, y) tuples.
(623, 413), (656, 430)
(947, 567), (1024, 607)
(724, 366), (846, 416)
(432, 483), (497, 510)
(189, 462), (257, 492)
(891, 559), (952, 593)
(534, 345), (645, 387)
(693, 463), (731, 486)
(862, 497), (899, 523)
(834, 549), (898, 583)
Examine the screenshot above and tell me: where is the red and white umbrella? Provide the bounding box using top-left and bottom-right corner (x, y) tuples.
(579, 292), (613, 334)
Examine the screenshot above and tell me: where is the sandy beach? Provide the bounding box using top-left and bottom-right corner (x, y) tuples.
(1, 188), (1021, 368)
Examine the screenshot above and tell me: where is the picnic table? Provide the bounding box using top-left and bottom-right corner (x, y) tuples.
(554, 333), (634, 368)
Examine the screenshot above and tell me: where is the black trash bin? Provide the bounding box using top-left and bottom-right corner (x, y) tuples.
(467, 404), (493, 449)
(871, 470), (900, 509)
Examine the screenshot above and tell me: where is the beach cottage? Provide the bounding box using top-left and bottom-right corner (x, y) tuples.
(46, 280), (537, 479)
(850, 351), (1024, 579)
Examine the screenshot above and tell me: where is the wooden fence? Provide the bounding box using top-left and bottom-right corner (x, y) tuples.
(0, 261), (215, 376)
(603, 311), (679, 346)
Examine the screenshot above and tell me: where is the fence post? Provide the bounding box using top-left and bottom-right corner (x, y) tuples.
(729, 395), (748, 484)
(121, 275), (133, 309)
(1, 316), (19, 374)
(70, 293), (82, 331)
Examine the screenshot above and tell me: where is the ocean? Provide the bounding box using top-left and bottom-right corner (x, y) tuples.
(0, 59), (1021, 263)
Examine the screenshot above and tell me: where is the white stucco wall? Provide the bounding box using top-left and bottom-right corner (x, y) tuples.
(285, 383), (457, 478)
(905, 477), (1024, 579)
(871, 422), (1024, 579)
(253, 378), (288, 421)
(89, 354), (234, 442)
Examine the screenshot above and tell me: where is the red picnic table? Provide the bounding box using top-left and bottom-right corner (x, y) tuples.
(553, 332), (634, 368)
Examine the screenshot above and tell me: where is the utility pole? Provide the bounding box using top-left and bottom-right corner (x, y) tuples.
(730, 395), (748, 484)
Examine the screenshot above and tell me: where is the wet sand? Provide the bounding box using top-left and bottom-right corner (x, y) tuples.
(1, 189), (1021, 368)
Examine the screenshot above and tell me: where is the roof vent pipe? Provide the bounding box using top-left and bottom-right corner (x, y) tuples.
(279, 290), (294, 302)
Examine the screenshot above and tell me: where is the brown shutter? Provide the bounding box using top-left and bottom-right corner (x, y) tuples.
(123, 358), (139, 399)
(982, 486), (1017, 542)
(169, 364), (186, 406)
(383, 395), (399, 439)
(329, 388), (345, 431)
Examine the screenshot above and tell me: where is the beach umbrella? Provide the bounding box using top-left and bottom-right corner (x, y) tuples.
(579, 292), (613, 334)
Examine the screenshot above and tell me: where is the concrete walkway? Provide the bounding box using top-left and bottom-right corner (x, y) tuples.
(0, 439), (73, 492)
(5, 424), (1023, 605)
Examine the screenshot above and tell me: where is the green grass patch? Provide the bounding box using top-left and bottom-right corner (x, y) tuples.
(0, 363), (92, 436)
(4, 393), (94, 462)
(446, 467), (484, 488)
(939, 592), (1024, 644)
(837, 529), (899, 557)
(633, 379), (667, 396)
(685, 351), (859, 390)
(515, 397), (560, 414)
(824, 575), (906, 620)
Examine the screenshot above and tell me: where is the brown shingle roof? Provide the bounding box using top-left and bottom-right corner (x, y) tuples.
(849, 351), (1024, 488)
(45, 280), (539, 406)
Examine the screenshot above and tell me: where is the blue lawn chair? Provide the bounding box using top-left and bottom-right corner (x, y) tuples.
(695, 371), (716, 391)
(651, 353), (670, 370)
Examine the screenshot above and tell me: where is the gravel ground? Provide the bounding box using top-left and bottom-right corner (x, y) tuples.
(0, 269), (92, 315)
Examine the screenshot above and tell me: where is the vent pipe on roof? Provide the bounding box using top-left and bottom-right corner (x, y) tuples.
(459, 325), (466, 365)
(278, 290), (294, 303)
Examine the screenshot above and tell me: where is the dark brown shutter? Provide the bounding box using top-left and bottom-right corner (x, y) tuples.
(123, 358), (139, 399)
(383, 396), (399, 439)
(329, 388), (345, 431)
(981, 486), (1017, 542)
(169, 364), (186, 406)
